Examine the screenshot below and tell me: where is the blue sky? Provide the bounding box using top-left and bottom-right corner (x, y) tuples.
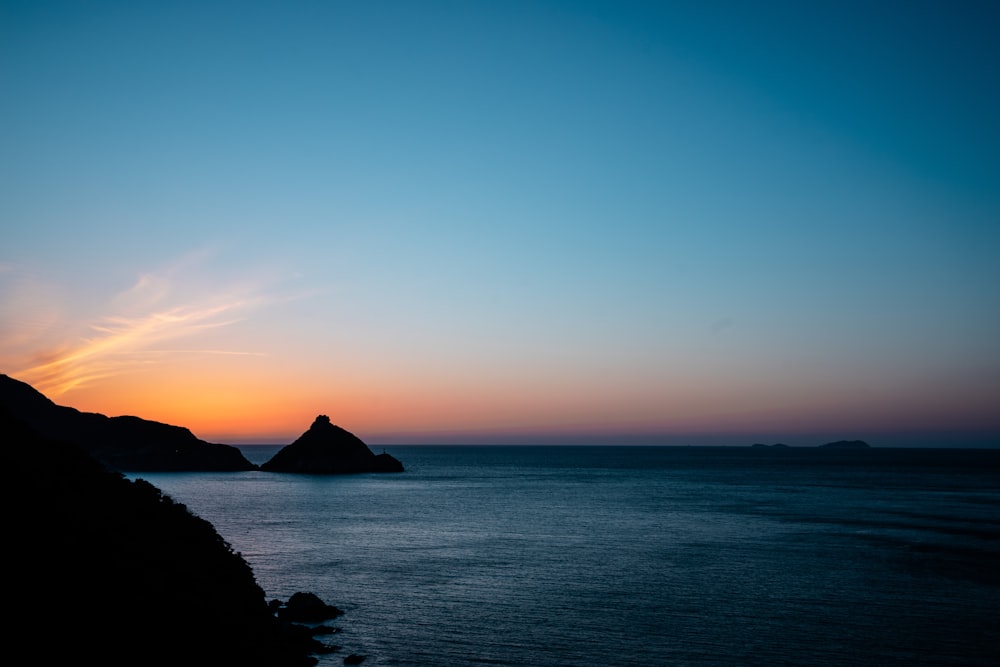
(2, 1), (998, 445)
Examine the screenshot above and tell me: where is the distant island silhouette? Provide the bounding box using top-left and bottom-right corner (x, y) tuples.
(262, 415), (404, 474)
(819, 440), (871, 449)
(751, 441), (872, 449)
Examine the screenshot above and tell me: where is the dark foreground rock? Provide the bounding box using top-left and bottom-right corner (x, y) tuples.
(0, 373), (256, 472)
(276, 592), (345, 622)
(261, 415), (404, 474)
(4, 406), (335, 666)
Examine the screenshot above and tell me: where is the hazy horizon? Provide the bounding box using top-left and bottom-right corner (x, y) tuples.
(3, 2), (998, 447)
(228, 436), (1000, 449)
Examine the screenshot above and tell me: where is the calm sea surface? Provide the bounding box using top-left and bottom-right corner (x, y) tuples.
(133, 446), (1000, 666)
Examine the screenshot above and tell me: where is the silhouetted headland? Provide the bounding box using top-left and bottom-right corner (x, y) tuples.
(4, 405), (344, 666)
(261, 415), (404, 474)
(819, 440), (871, 449)
(0, 373), (255, 472)
(752, 443), (790, 448)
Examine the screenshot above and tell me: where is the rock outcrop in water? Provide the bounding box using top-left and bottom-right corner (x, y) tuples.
(0, 373), (256, 472)
(4, 405), (340, 666)
(261, 415), (404, 474)
(276, 592), (345, 623)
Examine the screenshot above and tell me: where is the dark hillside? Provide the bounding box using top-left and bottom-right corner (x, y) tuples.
(0, 373), (255, 471)
(4, 407), (328, 666)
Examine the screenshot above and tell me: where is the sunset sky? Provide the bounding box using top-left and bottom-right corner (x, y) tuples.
(2, 1), (998, 446)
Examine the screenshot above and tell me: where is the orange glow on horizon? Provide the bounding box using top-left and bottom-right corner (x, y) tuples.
(37, 360), (998, 447)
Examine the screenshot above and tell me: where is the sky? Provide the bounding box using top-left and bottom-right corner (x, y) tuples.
(2, 0), (998, 446)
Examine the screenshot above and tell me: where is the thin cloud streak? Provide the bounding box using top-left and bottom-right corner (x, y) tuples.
(14, 281), (283, 397)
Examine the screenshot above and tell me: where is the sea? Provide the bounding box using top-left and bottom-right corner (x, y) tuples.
(131, 445), (1000, 666)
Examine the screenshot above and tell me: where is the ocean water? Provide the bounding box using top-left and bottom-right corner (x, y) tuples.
(133, 446), (1000, 666)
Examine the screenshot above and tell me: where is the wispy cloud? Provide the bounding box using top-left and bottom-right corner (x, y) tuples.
(17, 298), (264, 396)
(7, 255), (300, 396)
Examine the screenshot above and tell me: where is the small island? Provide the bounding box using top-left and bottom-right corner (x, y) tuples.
(261, 415), (404, 474)
(819, 440), (871, 449)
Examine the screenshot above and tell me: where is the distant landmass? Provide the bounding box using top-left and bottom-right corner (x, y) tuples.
(0, 374), (255, 472)
(751, 441), (872, 449)
(819, 440), (871, 449)
(262, 415), (404, 474)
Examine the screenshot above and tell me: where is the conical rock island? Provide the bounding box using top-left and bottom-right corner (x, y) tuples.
(260, 415), (404, 474)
